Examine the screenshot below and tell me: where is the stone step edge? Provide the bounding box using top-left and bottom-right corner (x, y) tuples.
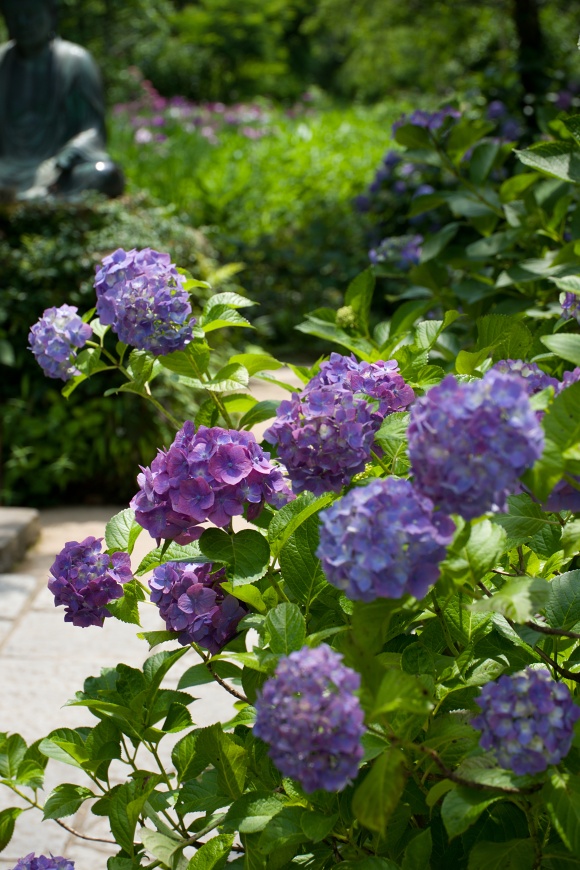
(0, 508), (41, 573)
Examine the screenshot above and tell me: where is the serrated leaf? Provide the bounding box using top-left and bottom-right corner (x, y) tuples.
(264, 603), (306, 655)
(202, 307), (253, 332)
(268, 491), (335, 557)
(222, 792), (286, 834)
(105, 508), (142, 555)
(229, 353), (282, 376)
(39, 729), (89, 769)
(544, 772), (580, 854)
(159, 343), (210, 377)
(279, 516), (327, 606)
(471, 576), (550, 623)
(370, 669), (432, 719)
(545, 570), (580, 629)
(541, 334), (580, 367)
(107, 578), (145, 626)
(352, 748), (406, 835)
(493, 493), (557, 545)
(199, 528), (270, 585)
(135, 540), (205, 575)
(0, 734), (26, 778)
(239, 400), (281, 430)
(197, 724), (247, 799)
(517, 140), (580, 183)
(258, 806), (305, 855)
(0, 807), (22, 850)
(468, 838), (535, 870)
(43, 783), (95, 820)
(140, 829), (183, 862)
(204, 291), (255, 310)
(187, 833), (235, 869)
(137, 630), (179, 649)
(441, 787), (502, 839)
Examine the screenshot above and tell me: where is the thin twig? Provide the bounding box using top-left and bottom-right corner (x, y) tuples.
(54, 818), (116, 844)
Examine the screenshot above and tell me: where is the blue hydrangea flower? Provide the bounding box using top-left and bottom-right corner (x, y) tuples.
(472, 668), (580, 775)
(48, 537), (132, 627)
(263, 387), (381, 496)
(369, 235), (423, 269)
(407, 371), (544, 519)
(254, 644), (365, 793)
(28, 305), (92, 381)
(149, 562), (246, 654)
(317, 478), (455, 601)
(94, 247), (194, 355)
(131, 422), (293, 541)
(558, 367), (580, 392)
(561, 291), (580, 324)
(306, 353), (415, 417)
(12, 855), (74, 870)
(392, 106), (460, 134)
(492, 359), (559, 396)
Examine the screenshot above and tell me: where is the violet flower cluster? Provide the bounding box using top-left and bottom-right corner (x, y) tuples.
(561, 291), (580, 324)
(317, 478), (455, 601)
(131, 422), (293, 542)
(28, 304), (92, 381)
(306, 353), (415, 416)
(472, 668), (580, 775)
(263, 388), (381, 496)
(94, 248), (194, 355)
(11, 857), (74, 870)
(492, 359), (559, 396)
(392, 106), (460, 134)
(407, 371), (544, 519)
(369, 234), (423, 270)
(254, 644), (365, 793)
(48, 537), (132, 628)
(149, 561), (246, 654)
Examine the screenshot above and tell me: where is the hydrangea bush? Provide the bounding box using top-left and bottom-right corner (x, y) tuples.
(5, 125), (580, 869)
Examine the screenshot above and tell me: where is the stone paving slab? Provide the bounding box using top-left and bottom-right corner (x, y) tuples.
(0, 508), (40, 573)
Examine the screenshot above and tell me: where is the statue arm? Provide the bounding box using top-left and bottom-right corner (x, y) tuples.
(54, 46), (109, 170)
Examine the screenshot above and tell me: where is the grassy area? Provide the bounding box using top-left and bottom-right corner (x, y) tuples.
(108, 94), (413, 350)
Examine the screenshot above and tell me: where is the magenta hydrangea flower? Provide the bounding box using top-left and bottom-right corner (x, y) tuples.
(561, 291), (580, 324)
(472, 668), (580, 775)
(94, 248), (194, 355)
(28, 304), (92, 381)
(48, 537), (132, 627)
(306, 353), (415, 417)
(254, 644), (365, 793)
(317, 478), (455, 601)
(408, 371), (544, 519)
(263, 387), (381, 496)
(11, 857), (74, 870)
(149, 562), (246, 653)
(131, 422), (293, 542)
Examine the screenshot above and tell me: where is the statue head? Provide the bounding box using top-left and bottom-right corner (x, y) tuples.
(0, 0), (57, 55)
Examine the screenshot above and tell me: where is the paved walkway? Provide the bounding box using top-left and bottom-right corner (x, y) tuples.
(0, 372), (301, 867)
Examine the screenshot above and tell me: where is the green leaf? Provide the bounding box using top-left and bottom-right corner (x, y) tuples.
(43, 783), (95, 820)
(197, 724), (247, 799)
(177, 660), (242, 690)
(544, 772), (580, 853)
(258, 806), (305, 855)
(541, 334), (580, 367)
(135, 540), (205, 575)
(0, 807), (22, 850)
(394, 122), (432, 149)
(172, 732), (210, 785)
(545, 570), (580, 629)
(39, 728), (89, 769)
(517, 140), (580, 183)
(201, 306), (253, 332)
(335, 861), (399, 870)
(105, 508), (142, 555)
(222, 792), (286, 834)
(160, 342), (210, 377)
(229, 353), (283, 376)
(137, 630), (179, 649)
(221, 580), (267, 613)
(476, 314), (533, 361)
(199, 528), (270, 586)
(421, 223), (461, 263)
(370, 669), (432, 719)
(402, 828), (432, 869)
(107, 578), (146, 626)
(268, 491), (335, 558)
(300, 811), (339, 843)
(140, 829), (183, 863)
(352, 749), (406, 834)
(239, 400), (281, 430)
(455, 346), (494, 375)
(180, 363), (250, 392)
(493, 494), (557, 545)
(442, 520), (507, 585)
(127, 349), (157, 386)
(279, 516), (327, 606)
(374, 412), (410, 473)
(471, 576), (550, 623)
(468, 838), (535, 870)
(109, 778), (156, 856)
(344, 268), (375, 334)
(204, 291), (255, 310)
(187, 833), (235, 869)
(0, 733), (26, 778)
(264, 603), (306, 655)
(441, 787), (502, 839)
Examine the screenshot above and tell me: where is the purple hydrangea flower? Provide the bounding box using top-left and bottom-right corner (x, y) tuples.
(149, 562), (246, 653)
(131, 422), (293, 542)
(317, 478), (455, 601)
(558, 367), (580, 392)
(561, 292), (580, 324)
(472, 668), (580, 775)
(392, 106), (460, 134)
(408, 372), (544, 519)
(28, 305), (92, 381)
(263, 387), (381, 496)
(11, 856), (74, 870)
(543, 478), (580, 513)
(306, 353), (415, 417)
(369, 235), (423, 269)
(492, 359), (559, 396)
(94, 248), (194, 355)
(48, 537), (132, 627)
(254, 644), (365, 792)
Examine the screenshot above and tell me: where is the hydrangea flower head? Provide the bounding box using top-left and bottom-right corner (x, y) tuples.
(558, 367), (580, 392)
(561, 291), (580, 324)
(149, 562), (246, 653)
(472, 668), (580, 775)
(392, 106), (460, 134)
(263, 387), (380, 496)
(306, 352), (415, 417)
(407, 371), (544, 519)
(48, 537), (132, 627)
(28, 305), (92, 381)
(12, 857), (74, 870)
(317, 478), (455, 601)
(369, 235), (423, 269)
(254, 644), (365, 792)
(131, 422), (293, 541)
(94, 247), (194, 355)
(492, 359), (559, 396)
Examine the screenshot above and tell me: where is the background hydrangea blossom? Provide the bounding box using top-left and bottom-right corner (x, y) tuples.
(472, 667), (580, 775)
(132, 422), (293, 541)
(561, 291), (580, 324)
(492, 359), (559, 396)
(28, 304), (92, 381)
(263, 387), (381, 495)
(48, 537), (132, 627)
(149, 561), (247, 653)
(94, 247), (194, 355)
(254, 644), (365, 793)
(408, 371), (544, 519)
(317, 477), (455, 601)
(11, 857), (74, 870)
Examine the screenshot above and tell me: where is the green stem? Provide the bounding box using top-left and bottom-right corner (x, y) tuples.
(371, 450), (391, 476)
(267, 567), (291, 603)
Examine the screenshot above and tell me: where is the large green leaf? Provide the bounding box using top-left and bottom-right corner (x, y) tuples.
(493, 494), (558, 546)
(517, 140), (580, 183)
(467, 838), (535, 869)
(544, 772), (580, 854)
(545, 570), (580, 629)
(105, 508), (142, 555)
(0, 807), (22, 851)
(187, 833), (235, 869)
(222, 792), (287, 834)
(199, 528), (270, 585)
(279, 516), (327, 606)
(352, 749), (406, 835)
(264, 603), (306, 655)
(441, 787), (502, 839)
(0, 733), (26, 779)
(540, 334), (580, 366)
(370, 669), (432, 719)
(268, 491), (335, 557)
(471, 576), (550, 623)
(135, 540), (205, 576)
(197, 724), (247, 799)
(43, 784), (95, 820)
(344, 268), (375, 334)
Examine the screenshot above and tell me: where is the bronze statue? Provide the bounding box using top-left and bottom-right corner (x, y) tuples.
(0, 0), (124, 200)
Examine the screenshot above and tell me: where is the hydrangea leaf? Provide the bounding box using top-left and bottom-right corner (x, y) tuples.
(468, 838), (536, 870)
(135, 541), (205, 576)
(344, 268), (375, 335)
(545, 570), (580, 630)
(107, 578), (146, 626)
(268, 492), (335, 558)
(517, 140), (580, 183)
(471, 576), (550, 623)
(222, 792), (287, 834)
(43, 783), (95, 820)
(176, 769), (229, 815)
(201, 305), (253, 332)
(0, 733), (26, 779)
(442, 519), (507, 585)
(540, 334), (580, 367)
(239, 400), (281, 430)
(39, 728), (90, 769)
(352, 748), (406, 835)
(279, 516), (327, 606)
(441, 787), (503, 839)
(159, 342), (211, 377)
(177, 660), (242, 690)
(197, 724), (247, 799)
(369, 669), (432, 719)
(493, 494), (556, 545)
(105, 508), (142, 555)
(229, 353), (283, 376)
(334, 860), (400, 870)
(199, 528), (270, 586)
(300, 811), (339, 843)
(203, 291), (256, 311)
(402, 828), (432, 869)
(0, 807), (22, 851)
(476, 314), (533, 361)
(258, 806), (306, 855)
(140, 829), (184, 863)
(264, 603), (306, 655)
(172, 733), (211, 787)
(187, 833), (236, 869)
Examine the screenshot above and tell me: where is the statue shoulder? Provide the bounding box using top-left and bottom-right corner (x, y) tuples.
(0, 40), (15, 65)
(51, 38), (102, 82)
